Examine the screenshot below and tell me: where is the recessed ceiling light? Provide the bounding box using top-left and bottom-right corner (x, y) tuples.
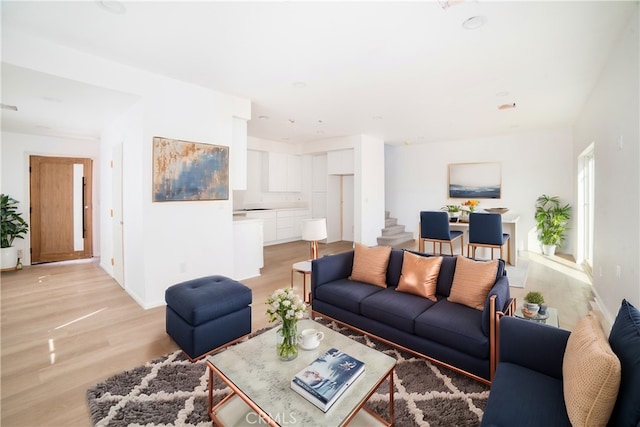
(258, 115), (269, 120)
(96, 0), (126, 15)
(292, 82), (307, 88)
(317, 119), (323, 124)
(288, 119), (295, 124)
(498, 103), (517, 110)
(462, 16), (487, 30)
(1, 103), (18, 111)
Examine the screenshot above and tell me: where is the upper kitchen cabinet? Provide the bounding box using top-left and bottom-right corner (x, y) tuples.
(327, 149), (354, 175)
(262, 152), (302, 192)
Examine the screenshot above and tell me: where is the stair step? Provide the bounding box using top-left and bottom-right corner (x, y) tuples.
(377, 232), (414, 248)
(385, 218), (397, 227)
(381, 224), (406, 236)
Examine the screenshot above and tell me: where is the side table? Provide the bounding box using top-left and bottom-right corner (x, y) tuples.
(291, 260), (312, 303)
(515, 304), (559, 328)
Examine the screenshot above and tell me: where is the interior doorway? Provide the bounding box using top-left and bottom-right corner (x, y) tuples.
(577, 143), (595, 274)
(30, 156), (93, 263)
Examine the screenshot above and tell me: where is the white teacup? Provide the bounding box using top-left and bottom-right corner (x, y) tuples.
(298, 328), (324, 349)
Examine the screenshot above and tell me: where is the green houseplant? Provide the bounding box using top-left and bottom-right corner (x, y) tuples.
(523, 291), (545, 318)
(1, 194), (29, 270)
(441, 204), (461, 221)
(535, 194), (571, 256)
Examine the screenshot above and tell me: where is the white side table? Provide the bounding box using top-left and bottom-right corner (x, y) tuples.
(291, 260), (312, 303)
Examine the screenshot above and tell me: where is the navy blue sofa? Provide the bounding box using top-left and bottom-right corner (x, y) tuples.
(310, 249), (512, 384)
(482, 300), (640, 427)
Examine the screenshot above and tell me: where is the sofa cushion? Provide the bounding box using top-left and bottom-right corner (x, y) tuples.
(481, 362), (571, 427)
(361, 288), (436, 334)
(414, 299), (488, 359)
(563, 313), (621, 427)
(314, 278), (383, 314)
(448, 256), (499, 310)
(349, 243), (391, 287)
(608, 299), (640, 427)
(386, 249), (405, 288)
(396, 252), (442, 301)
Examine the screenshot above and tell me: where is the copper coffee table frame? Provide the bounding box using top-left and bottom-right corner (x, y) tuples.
(206, 319), (396, 426)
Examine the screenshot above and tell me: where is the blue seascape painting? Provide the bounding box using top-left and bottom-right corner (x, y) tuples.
(448, 162), (501, 199)
(153, 137), (229, 202)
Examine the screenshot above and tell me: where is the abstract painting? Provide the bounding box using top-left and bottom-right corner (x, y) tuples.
(152, 137), (229, 202)
(448, 162), (501, 199)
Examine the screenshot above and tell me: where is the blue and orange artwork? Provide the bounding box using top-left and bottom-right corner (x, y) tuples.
(153, 137), (229, 202)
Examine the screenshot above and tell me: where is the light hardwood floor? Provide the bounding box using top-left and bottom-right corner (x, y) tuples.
(1, 240), (594, 426)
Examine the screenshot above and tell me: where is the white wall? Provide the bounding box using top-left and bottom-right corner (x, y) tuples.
(356, 135), (386, 246)
(4, 28), (251, 309)
(573, 6), (640, 319)
(384, 128), (575, 255)
(0, 132), (101, 265)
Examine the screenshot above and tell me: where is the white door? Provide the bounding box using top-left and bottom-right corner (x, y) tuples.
(112, 144), (125, 287)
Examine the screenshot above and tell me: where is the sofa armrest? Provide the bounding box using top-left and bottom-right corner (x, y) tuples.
(498, 316), (570, 379)
(311, 250), (354, 293)
(482, 275), (510, 336)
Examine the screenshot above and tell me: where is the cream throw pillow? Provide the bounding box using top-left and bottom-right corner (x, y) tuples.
(349, 243), (391, 288)
(447, 256), (498, 310)
(563, 313), (621, 427)
(396, 252), (443, 301)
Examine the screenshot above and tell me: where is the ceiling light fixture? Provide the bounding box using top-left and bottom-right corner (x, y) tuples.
(96, 0), (126, 15)
(1, 103), (18, 111)
(498, 103), (516, 110)
(438, 0), (465, 10)
(288, 119), (295, 124)
(462, 16), (487, 30)
(258, 115), (269, 120)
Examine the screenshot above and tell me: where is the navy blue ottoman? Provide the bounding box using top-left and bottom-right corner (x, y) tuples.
(165, 275), (252, 360)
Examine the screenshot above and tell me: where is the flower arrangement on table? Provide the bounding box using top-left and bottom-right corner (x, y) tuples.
(266, 288), (307, 360)
(461, 199), (480, 213)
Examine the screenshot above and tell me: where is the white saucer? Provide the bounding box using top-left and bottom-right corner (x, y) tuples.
(299, 342), (320, 351)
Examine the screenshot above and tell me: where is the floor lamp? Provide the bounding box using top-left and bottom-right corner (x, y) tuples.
(302, 218), (327, 260)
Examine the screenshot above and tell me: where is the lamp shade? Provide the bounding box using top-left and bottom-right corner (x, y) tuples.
(302, 218), (327, 241)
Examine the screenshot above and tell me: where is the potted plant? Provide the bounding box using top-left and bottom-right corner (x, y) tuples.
(522, 291), (545, 318)
(535, 194), (571, 256)
(441, 205), (461, 222)
(1, 194), (29, 271)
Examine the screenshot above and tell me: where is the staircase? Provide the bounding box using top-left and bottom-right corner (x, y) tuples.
(376, 211), (414, 248)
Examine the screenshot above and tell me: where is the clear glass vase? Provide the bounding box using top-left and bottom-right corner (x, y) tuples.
(276, 320), (298, 361)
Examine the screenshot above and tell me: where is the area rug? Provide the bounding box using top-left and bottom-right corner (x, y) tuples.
(87, 319), (489, 427)
(506, 253), (529, 288)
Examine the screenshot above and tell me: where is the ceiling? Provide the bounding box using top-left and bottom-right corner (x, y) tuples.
(1, 1), (637, 145)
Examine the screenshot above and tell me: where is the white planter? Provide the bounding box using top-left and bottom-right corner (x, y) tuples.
(1, 247), (18, 270)
(542, 244), (556, 256)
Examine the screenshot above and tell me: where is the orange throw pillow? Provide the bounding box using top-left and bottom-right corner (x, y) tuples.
(349, 243), (392, 287)
(396, 252), (442, 301)
(448, 256), (498, 310)
(563, 313), (621, 427)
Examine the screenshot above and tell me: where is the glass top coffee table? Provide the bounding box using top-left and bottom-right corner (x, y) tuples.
(206, 318), (396, 426)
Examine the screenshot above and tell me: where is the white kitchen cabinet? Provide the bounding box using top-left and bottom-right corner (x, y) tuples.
(327, 149), (354, 175)
(312, 154), (327, 192)
(262, 152), (302, 192)
(233, 218), (263, 280)
(245, 210), (277, 243)
(293, 209), (312, 236)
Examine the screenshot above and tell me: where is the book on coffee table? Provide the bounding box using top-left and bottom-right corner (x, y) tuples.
(290, 347), (365, 412)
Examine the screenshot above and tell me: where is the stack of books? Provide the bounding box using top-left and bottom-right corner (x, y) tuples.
(290, 348), (365, 412)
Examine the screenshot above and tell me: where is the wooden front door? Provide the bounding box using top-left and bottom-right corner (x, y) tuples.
(30, 156), (93, 263)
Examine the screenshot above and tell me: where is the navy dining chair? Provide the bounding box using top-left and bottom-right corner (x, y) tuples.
(419, 211), (464, 255)
(467, 213), (510, 261)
